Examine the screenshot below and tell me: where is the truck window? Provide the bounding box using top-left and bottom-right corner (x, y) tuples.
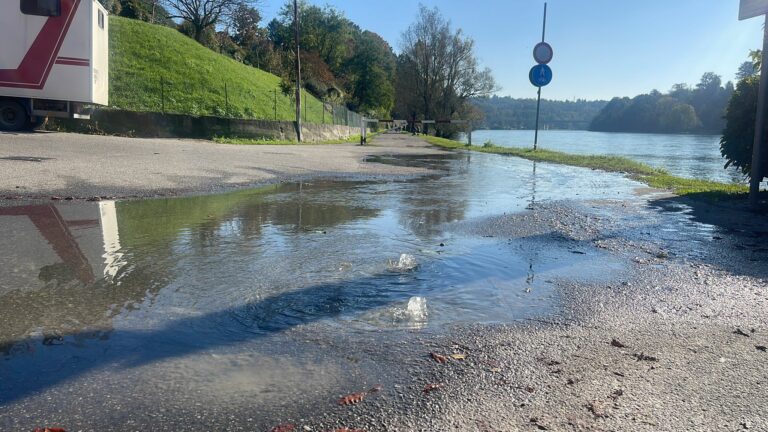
(20, 0), (61, 16)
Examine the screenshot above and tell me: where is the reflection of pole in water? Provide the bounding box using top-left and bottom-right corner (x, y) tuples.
(525, 161), (537, 293)
(530, 161), (538, 208)
(525, 259), (534, 293)
(297, 181), (303, 230)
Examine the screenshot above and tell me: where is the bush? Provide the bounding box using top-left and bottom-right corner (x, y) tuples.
(720, 76), (761, 176)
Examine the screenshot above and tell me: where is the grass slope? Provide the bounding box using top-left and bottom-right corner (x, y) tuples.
(109, 17), (329, 123)
(425, 136), (748, 199)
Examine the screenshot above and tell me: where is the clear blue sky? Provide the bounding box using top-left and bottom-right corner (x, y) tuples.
(262, 1), (764, 101)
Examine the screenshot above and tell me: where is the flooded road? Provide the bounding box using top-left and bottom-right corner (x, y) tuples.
(0, 150), (732, 430)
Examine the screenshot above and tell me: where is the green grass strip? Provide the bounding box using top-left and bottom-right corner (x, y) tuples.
(424, 136), (748, 200)
(214, 130), (383, 146)
(213, 135), (363, 145)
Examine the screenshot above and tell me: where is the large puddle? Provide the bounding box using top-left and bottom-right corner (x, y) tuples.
(0, 152), (647, 422)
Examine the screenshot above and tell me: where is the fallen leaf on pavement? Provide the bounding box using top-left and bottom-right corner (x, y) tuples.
(633, 353), (658, 362)
(269, 425), (295, 432)
(734, 328), (751, 337)
(610, 339), (627, 348)
(450, 353), (467, 360)
(529, 417), (549, 430)
(423, 383), (443, 394)
(338, 392), (366, 406)
(430, 352), (448, 363)
(610, 389), (624, 400)
(490, 367), (502, 373)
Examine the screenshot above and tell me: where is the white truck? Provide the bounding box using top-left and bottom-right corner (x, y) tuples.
(0, 0), (108, 131)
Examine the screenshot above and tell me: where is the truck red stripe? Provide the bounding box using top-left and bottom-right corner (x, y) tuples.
(0, 0), (81, 89)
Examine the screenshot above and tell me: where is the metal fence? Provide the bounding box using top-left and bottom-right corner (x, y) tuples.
(148, 76), (363, 126)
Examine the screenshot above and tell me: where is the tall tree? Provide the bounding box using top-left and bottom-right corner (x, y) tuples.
(231, 3), (261, 46)
(346, 31), (396, 116)
(163, 0), (259, 43)
(268, 2), (355, 73)
(721, 51), (765, 177)
(691, 73), (732, 131)
(737, 61), (759, 80)
(396, 6), (496, 135)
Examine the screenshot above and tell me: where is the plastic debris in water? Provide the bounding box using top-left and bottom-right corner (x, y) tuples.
(388, 253), (418, 271)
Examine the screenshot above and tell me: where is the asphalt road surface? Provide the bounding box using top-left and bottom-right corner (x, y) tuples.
(0, 131), (441, 200)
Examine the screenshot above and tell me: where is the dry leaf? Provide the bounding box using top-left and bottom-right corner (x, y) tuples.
(450, 353), (467, 360)
(269, 425), (295, 432)
(338, 392), (366, 405)
(490, 367), (502, 373)
(632, 353), (658, 362)
(430, 352), (448, 363)
(610, 339), (626, 348)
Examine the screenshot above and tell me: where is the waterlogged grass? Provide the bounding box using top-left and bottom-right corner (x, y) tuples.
(640, 173), (746, 197)
(424, 136), (748, 199)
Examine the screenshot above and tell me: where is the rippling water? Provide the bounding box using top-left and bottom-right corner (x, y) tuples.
(465, 129), (744, 183)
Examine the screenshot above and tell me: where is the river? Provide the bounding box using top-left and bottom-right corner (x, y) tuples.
(465, 129), (745, 184)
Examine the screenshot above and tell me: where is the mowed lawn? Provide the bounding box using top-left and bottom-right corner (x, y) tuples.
(109, 16), (329, 123)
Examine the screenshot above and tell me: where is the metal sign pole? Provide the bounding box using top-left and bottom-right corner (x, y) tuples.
(534, 87), (542, 150)
(533, 3), (547, 151)
(361, 117), (366, 145)
(750, 14), (768, 207)
(468, 124), (473, 146)
(294, 0), (302, 142)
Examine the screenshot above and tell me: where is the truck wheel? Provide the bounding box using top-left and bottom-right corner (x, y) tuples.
(0, 101), (29, 132)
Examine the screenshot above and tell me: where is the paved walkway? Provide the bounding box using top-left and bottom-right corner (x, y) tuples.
(0, 131), (443, 199)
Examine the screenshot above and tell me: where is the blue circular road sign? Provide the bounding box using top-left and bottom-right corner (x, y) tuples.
(529, 64), (553, 87)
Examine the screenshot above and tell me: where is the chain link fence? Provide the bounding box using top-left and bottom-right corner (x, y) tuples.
(148, 76), (363, 127)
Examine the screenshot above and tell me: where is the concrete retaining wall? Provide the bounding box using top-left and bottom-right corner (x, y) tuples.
(47, 110), (366, 141)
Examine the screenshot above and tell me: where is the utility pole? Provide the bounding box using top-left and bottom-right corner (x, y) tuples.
(294, 0), (303, 142)
(533, 2), (547, 150)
